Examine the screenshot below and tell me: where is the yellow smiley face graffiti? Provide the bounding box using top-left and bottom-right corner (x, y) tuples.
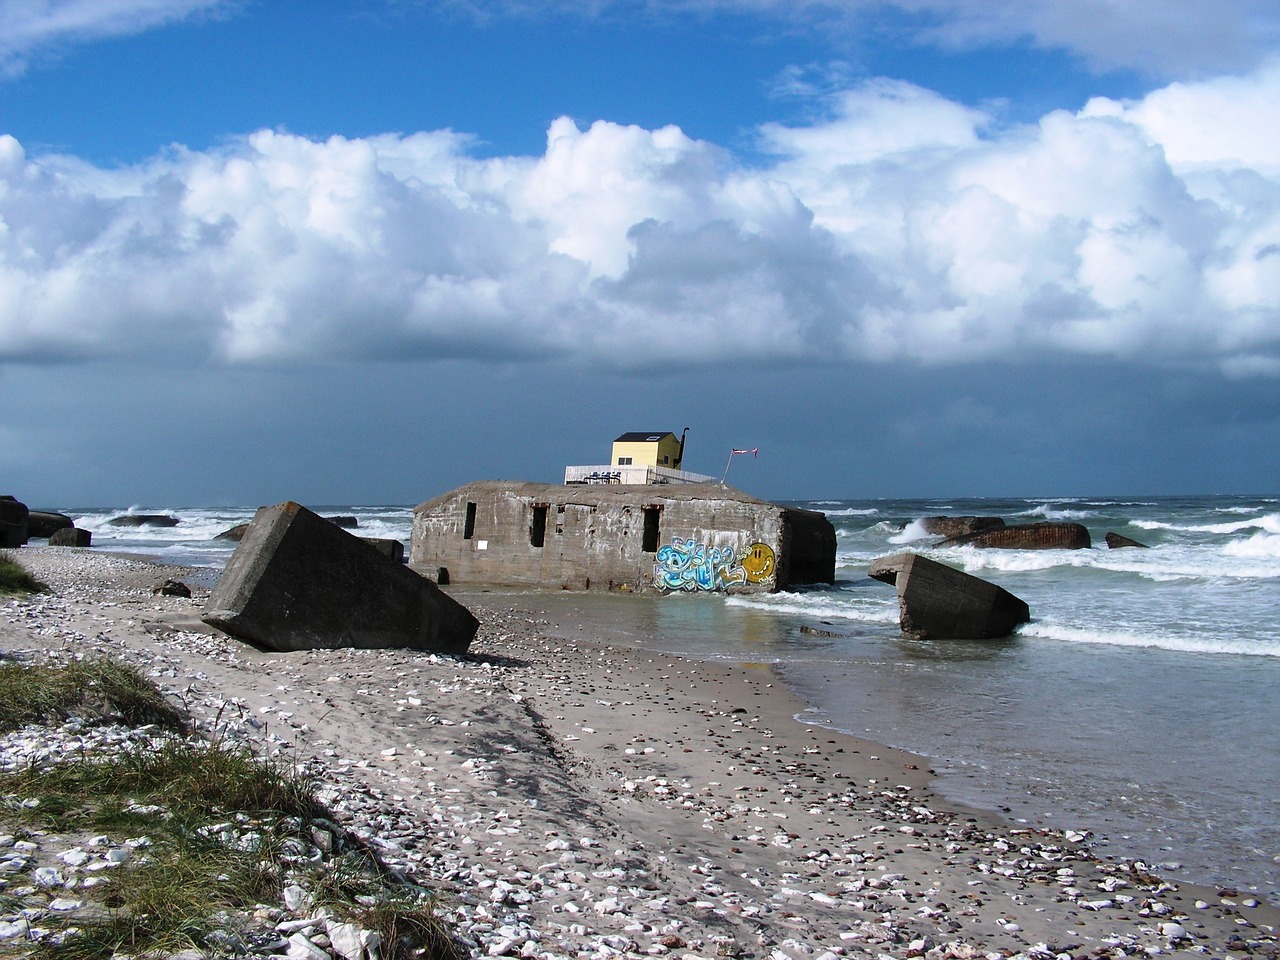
(741, 543), (776, 583)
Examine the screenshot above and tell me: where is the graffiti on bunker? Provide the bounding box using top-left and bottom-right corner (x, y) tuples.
(740, 542), (776, 583)
(653, 538), (776, 591)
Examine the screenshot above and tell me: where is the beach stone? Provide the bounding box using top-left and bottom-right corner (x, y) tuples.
(48, 527), (91, 547)
(26, 510), (73, 539)
(0, 496), (30, 546)
(868, 553), (1030, 640)
(939, 521), (1091, 550)
(921, 516), (1006, 538)
(325, 516), (359, 528)
(1105, 532), (1150, 549)
(216, 523), (250, 541)
(202, 501), (478, 654)
(327, 921), (380, 960)
(152, 579), (192, 597)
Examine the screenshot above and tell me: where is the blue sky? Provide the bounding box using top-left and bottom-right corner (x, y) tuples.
(2, 0), (1278, 506)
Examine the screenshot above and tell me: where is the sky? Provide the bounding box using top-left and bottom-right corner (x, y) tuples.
(1, 0), (1278, 506)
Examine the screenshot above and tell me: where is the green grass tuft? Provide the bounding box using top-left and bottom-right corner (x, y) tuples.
(0, 555), (46, 595)
(0, 657), (186, 734)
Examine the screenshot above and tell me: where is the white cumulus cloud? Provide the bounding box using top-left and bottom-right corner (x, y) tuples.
(1, 60), (1278, 375)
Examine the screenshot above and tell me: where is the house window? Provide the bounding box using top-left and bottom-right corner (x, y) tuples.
(617, 456), (633, 465)
(530, 505), (547, 548)
(642, 507), (661, 553)
(463, 502), (476, 540)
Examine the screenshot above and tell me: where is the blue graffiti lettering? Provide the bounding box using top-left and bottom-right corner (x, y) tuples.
(653, 537), (749, 592)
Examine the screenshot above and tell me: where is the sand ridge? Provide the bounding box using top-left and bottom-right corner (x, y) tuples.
(2, 547), (1277, 959)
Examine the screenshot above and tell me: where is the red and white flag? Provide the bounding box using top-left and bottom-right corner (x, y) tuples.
(731, 448), (758, 458)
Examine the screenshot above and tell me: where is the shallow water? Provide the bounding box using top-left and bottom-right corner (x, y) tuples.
(39, 494), (1280, 901)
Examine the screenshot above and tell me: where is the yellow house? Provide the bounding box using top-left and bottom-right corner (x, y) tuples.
(611, 431), (687, 469)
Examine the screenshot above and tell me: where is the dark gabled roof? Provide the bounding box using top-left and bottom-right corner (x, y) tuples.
(614, 431), (676, 443)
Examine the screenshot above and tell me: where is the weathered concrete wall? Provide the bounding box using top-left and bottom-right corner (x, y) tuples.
(409, 481), (835, 594)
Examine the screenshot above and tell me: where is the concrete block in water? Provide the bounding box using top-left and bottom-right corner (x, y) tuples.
(921, 516), (1006, 538)
(1105, 532), (1149, 549)
(48, 527), (92, 547)
(939, 521), (1091, 550)
(203, 501), (478, 654)
(869, 552), (1030, 640)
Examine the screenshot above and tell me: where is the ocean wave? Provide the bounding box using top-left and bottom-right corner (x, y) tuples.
(1022, 621), (1280, 658)
(1132, 512), (1280, 536)
(725, 592), (898, 625)
(943, 548), (1093, 575)
(1018, 503), (1098, 521)
(888, 519), (932, 544)
(820, 507), (881, 517)
(1224, 532), (1280, 560)
(949, 543), (1279, 581)
(1078, 500), (1159, 507)
(67, 505), (415, 555)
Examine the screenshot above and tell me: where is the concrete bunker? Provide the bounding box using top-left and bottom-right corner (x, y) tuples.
(409, 481), (835, 594)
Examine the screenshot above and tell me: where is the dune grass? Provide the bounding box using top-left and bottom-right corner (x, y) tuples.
(0, 657), (186, 734)
(0, 658), (460, 960)
(0, 555), (45, 596)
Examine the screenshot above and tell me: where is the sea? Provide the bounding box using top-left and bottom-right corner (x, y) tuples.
(40, 494), (1280, 903)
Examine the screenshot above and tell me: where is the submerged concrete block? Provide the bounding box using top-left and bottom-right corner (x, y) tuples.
(869, 552), (1030, 640)
(939, 521), (1091, 550)
(203, 502), (478, 654)
(921, 516), (1005, 538)
(1105, 532), (1149, 549)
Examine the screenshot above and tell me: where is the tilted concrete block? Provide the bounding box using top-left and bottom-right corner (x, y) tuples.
(48, 527), (92, 547)
(203, 502), (478, 654)
(869, 552), (1030, 640)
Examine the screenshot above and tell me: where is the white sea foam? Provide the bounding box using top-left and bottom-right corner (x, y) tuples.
(726, 591), (898, 625)
(1019, 503), (1098, 520)
(820, 507), (881, 517)
(944, 549), (1091, 574)
(947, 541), (1280, 581)
(1079, 500), (1159, 507)
(1022, 620), (1280, 658)
(1224, 532), (1280, 559)
(888, 519), (931, 544)
(61, 505), (415, 568)
(1133, 512), (1280, 535)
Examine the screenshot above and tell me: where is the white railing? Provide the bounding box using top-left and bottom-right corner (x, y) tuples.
(564, 464), (717, 485)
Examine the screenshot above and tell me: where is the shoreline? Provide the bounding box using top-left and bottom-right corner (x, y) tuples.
(3, 547), (1277, 958)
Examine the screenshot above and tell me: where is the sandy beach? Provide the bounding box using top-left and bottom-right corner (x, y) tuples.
(2, 546), (1277, 960)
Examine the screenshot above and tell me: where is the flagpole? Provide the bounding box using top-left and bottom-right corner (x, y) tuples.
(721, 449), (735, 485)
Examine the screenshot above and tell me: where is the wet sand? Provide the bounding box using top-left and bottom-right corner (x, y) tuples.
(3, 547), (1277, 959)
